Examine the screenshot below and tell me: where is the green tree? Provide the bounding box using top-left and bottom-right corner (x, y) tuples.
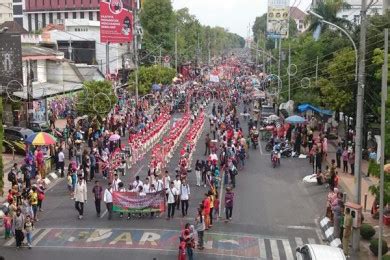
(129, 65), (176, 95)
(0, 97), (3, 196)
(306, 0), (351, 31)
(76, 81), (117, 119)
(140, 0), (175, 58)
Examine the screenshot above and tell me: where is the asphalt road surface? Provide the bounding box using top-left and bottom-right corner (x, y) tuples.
(1, 108), (327, 260)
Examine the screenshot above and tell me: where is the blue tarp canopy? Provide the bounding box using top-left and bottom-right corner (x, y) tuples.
(297, 103), (333, 116)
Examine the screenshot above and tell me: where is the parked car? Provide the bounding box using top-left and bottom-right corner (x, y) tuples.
(29, 120), (51, 133)
(4, 126), (34, 154)
(296, 244), (346, 260)
(260, 105), (276, 121)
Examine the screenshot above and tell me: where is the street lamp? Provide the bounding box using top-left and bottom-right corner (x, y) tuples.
(308, 10), (358, 81)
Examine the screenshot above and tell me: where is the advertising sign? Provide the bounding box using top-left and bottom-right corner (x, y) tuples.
(0, 33), (23, 93)
(112, 190), (166, 213)
(267, 0), (289, 39)
(100, 0), (134, 43)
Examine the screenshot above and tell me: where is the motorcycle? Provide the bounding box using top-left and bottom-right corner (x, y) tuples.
(271, 151), (280, 168)
(265, 139), (274, 152)
(251, 134), (259, 149)
(280, 144), (293, 158)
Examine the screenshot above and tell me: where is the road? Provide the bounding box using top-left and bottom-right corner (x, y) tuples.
(1, 108), (327, 260)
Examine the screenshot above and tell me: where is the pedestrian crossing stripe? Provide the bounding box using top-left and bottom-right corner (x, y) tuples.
(1, 228), (319, 260)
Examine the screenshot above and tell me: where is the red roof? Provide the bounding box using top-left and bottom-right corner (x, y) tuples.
(289, 7), (307, 20)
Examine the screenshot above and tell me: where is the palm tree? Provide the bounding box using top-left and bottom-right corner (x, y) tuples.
(306, 0), (352, 31)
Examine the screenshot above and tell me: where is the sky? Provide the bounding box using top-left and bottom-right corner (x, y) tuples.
(172, 0), (313, 37)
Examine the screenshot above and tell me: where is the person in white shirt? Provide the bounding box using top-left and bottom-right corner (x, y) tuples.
(153, 175), (164, 192)
(118, 182), (126, 218)
(112, 174), (122, 192)
(173, 175), (181, 210)
(57, 148), (65, 177)
(166, 181), (178, 219)
(132, 176), (143, 191)
(143, 177), (150, 193)
(180, 179), (190, 217)
(74, 177), (87, 219)
(138, 186), (146, 196)
(103, 183), (113, 220)
(163, 170), (171, 191)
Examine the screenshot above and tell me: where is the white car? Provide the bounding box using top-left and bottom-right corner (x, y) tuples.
(296, 244), (346, 260)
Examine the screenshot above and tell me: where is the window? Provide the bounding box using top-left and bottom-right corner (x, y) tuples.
(49, 13), (53, 23)
(57, 12), (60, 20)
(65, 12), (68, 19)
(42, 13), (46, 27)
(299, 24), (303, 29)
(97, 11), (100, 21)
(354, 15), (360, 23)
(80, 12), (84, 19)
(89, 11), (93, 20)
(72, 12), (76, 19)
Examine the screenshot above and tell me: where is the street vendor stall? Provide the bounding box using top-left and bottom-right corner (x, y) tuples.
(25, 132), (57, 178)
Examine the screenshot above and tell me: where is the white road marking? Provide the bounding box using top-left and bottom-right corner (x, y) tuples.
(286, 225), (316, 230)
(100, 209), (108, 218)
(134, 165), (144, 177)
(32, 228), (52, 246)
(270, 240), (280, 259)
(282, 239), (294, 260)
(258, 238), (267, 259)
(308, 238), (317, 244)
(259, 140), (264, 155)
(3, 228), (42, 246)
(295, 237), (304, 247)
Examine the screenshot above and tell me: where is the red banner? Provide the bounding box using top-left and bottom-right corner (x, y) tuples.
(100, 0), (133, 43)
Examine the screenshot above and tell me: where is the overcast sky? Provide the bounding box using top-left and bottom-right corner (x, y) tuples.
(172, 0), (313, 37)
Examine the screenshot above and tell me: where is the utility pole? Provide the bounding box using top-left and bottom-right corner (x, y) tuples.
(288, 43), (291, 100)
(68, 38), (72, 62)
(352, 0), (368, 252)
(263, 34), (266, 73)
(256, 38), (259, 66)
(379, 28), (388, 259)
(26, 60), (33, 127)
(175, 27), (178, 72)
(133, 10), (139, 104)
(106, 43), (110, 75)
(384, 0), (389, 11)
(315, 56), (319, 86)
(277, 37), (282, 95)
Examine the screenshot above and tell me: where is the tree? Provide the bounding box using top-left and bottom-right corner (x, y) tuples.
(0, 97), (3, 196)
(140, 0), (175, 58)
(76, 81), (117, 119)
(306, 0), (351, 31)
(128, 65), (176, 95)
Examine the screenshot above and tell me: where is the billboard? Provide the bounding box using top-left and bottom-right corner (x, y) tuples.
(100, 0), (134, 43)
(0, 33), (23, 93)
(267, 0), (289, 39)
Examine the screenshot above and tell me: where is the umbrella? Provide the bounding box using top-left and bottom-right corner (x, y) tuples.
(109, 134), (121, 141)
(25, 132), (57, 146)
(267, 115), (280, 121)
(152, 84), (161, 91)
(285, 115), (306, 124)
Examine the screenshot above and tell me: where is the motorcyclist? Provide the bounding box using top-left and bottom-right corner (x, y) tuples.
(272, 142), (281, 165)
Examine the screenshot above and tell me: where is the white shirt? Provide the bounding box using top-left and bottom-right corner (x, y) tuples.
(58, 151), (65, 162)
(112, 178), (122, 191)
(173, 179), (181, 194)
(143, 183), (150, 193)
(154, 179), (163, 191)
(163, 175), (171, 189)
(133, 180), (144, 190)
(103, 188), (113, 203)
(180, 184), (190, 200)
(167, 187), (178, 204)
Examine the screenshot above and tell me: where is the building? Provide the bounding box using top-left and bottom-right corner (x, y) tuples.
(14, 0), (138, 32)
(42, 19), (129, 76)
(337, 0), (383, 23)
(289, 7), (307, 33)
(0, 0), (13, 25)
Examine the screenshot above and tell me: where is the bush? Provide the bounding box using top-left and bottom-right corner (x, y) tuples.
(360, 223), (376, 240)
(382, 255), (390, 260)
(370, 239), (389, 256)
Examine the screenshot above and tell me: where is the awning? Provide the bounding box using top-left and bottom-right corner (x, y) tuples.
(297, 103), (333, 116)
(12, 81), (83, 100)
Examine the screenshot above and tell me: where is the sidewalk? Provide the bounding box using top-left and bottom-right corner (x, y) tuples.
(319, 127), (390, 258)
(0, 153), (25, 198)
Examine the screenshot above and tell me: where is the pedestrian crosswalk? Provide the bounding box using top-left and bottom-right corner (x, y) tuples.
(1, 227), (320, 260)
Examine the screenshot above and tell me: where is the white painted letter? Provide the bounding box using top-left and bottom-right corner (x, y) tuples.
(109, 232), (133, 245)
(139, 232), (161, 246)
